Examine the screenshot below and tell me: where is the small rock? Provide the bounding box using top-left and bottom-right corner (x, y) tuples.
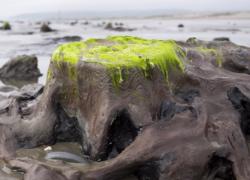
(40, 23), (54, 32)
(104, 22), (135, 32)
(2, 165), (11, 174)
(114, 22), (123, 26)
(70, 21), (78, 26)
(178, 24), (184, 28)
(213, 37), (230, 42)
(23, 32), (34, 35)
(82, 21), (89, 25)
(104, 22), (113, 30)
(0, 55), (42, 81)
(211, 141), (221, 148)
(44, 146), (52, 151)
(114, 27), (135, 32)
(52, 36), (82, 43)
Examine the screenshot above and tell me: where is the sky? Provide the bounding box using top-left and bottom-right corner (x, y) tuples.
(0, 0), (250, 18)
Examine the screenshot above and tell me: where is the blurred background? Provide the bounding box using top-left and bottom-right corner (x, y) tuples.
(0, 0), (249, 86)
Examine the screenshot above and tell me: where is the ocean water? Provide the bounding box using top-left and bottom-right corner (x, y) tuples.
(0, 18), (250, 86)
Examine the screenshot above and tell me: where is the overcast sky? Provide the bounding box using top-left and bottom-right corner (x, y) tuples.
(1, 0), (250, 18)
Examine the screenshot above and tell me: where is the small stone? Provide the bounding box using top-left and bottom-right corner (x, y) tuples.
(213, 37), (230, 42)
(40, 23), (54, 32)
(0, 55), (42, 82)
(2, 165), (11, 174)
(104, 22), (113, 30)
(178, 24), (184, 28)
(211, 141), (221, 148)
(44, 146), (52, 151)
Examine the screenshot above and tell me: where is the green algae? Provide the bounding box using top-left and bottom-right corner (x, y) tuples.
(51, 36), (185, 87)
(47, 68), (52, 81)
(52, 42), (86, 65)
(1, 21), (11, 30)
(197, 47), (223, 67)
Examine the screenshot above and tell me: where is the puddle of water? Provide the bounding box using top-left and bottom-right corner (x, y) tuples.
(16, 142), (83, 161)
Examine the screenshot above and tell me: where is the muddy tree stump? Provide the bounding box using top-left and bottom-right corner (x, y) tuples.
(1, 36), (250, 180)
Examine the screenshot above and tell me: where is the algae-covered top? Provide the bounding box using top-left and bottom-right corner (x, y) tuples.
(51, 36), (185, 86)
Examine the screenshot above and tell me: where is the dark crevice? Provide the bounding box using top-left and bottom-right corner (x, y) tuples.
(101, 109), (138, 161)
(223, 48), (250, 75)
(227, 87), (250, 136)
(53, 103), (83, 144)
(134, 161), (160, 180)
(15, 135), (33, 148)
(158, 100), (197, 121)
(223, 61), (250, 75)
(158, 101), (176, 121)
(202, 154), (236, 180)
(175, 89), (200, 103)
(15, 101), (83, 149)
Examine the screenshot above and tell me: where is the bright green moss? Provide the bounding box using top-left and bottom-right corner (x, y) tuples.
(51, 36), (185, 87)
(52, 42), (86, 65)
(85, 38), (98, 44)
